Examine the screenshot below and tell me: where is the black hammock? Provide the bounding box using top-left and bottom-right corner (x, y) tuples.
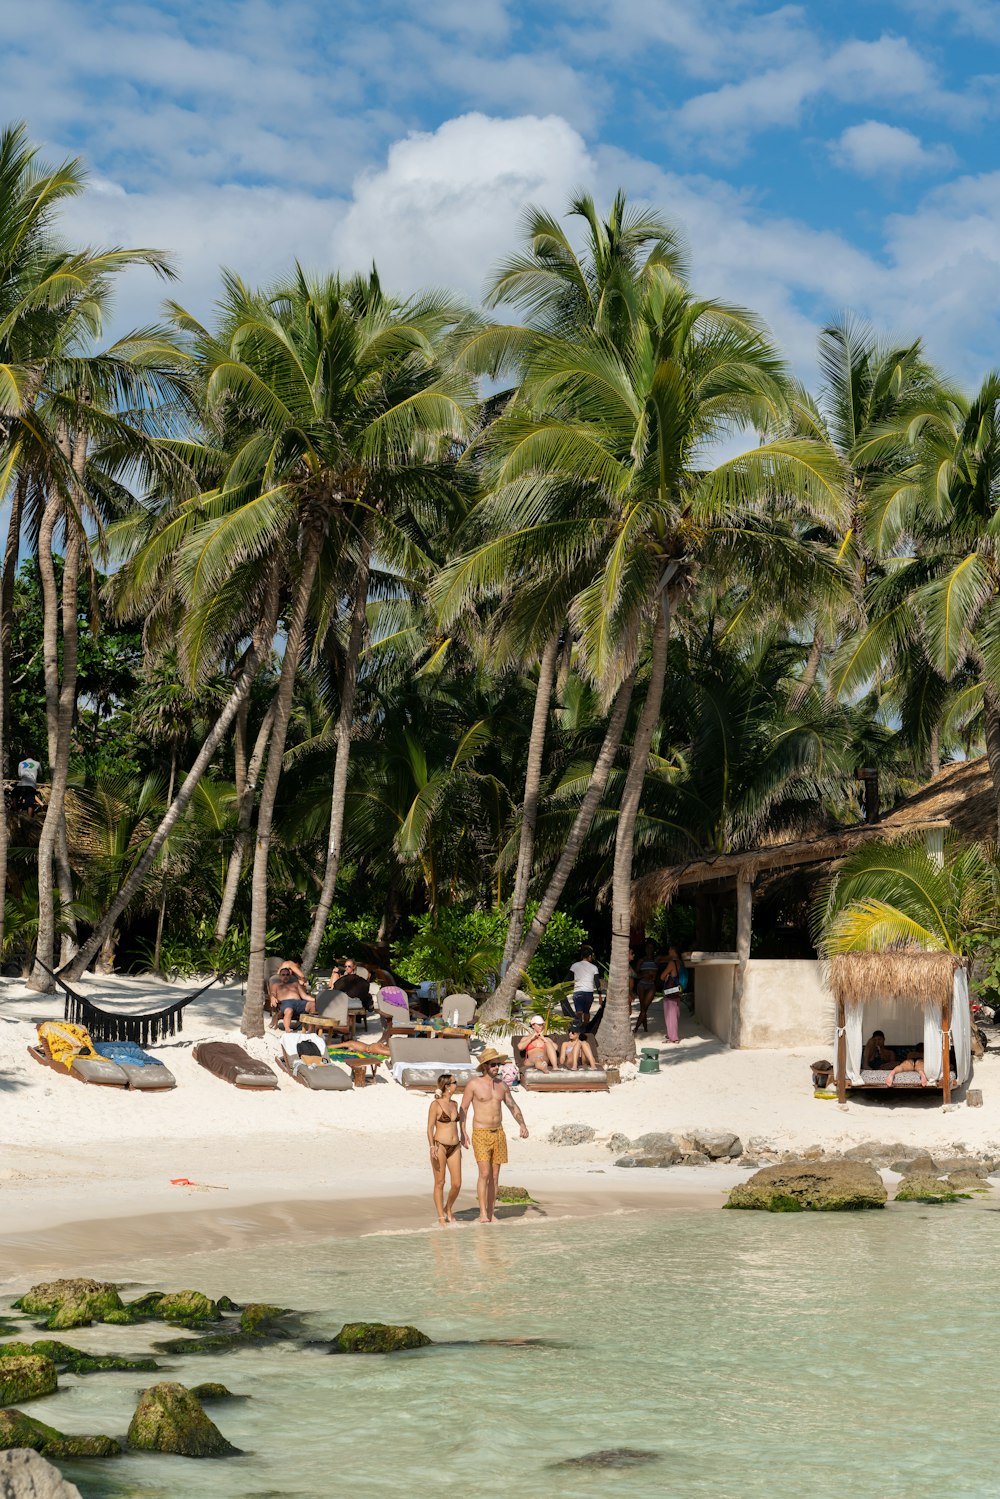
(35, 961), (220, 1046)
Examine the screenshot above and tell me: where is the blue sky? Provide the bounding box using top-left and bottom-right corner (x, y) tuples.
(3, 0), (1000, 385)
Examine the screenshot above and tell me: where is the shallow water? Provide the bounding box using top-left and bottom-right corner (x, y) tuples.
(9, 1198), (999, 1498)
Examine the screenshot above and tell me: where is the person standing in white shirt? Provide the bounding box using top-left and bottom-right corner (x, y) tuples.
(568, 946), (602, 1021)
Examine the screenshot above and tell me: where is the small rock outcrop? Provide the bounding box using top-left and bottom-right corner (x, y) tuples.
(946, 1170), (989, 1191)
(547, 1124), (596, 1146)
(0, 1340), (156, 1378)
(0, 1357), (57, 1405)
(189, 1383), (237, 1401)
(0, 1409), (120, 1459)
(239, 1304), (290, 1337)
(0, 1448), (83, 1497)
(126, 1382), (238, 1457)
(727, 1161), (887, 1211)
(688, 1129), (742, 1159)
(894, 1175), (965, 1204)
(14, 1281), (125, 1332)
(495, 1186), (534, 1203)
(605, 1132), (632, 1154)
(554, 1448), (661, 1469)
(127, 1291), (220, 1327)
(331, 1322), (432, 1354)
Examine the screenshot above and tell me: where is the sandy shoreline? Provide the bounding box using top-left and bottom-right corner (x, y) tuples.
(4, 971), (1000, 1288)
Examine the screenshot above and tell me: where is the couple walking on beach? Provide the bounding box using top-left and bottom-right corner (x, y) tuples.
(427, 1048), (528, 1225)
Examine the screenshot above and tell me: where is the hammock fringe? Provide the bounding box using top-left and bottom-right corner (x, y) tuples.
(37, 962), (219, 1047)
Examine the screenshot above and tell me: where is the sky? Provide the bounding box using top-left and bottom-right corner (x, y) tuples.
(3, 0), (1000, 388)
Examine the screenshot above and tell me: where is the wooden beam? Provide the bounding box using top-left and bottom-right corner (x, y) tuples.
(836, 999), (846, 1104)
(729, 873), (752, 1049)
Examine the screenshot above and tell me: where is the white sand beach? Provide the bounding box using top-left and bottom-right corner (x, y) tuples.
(3, 973), (1000, 1282)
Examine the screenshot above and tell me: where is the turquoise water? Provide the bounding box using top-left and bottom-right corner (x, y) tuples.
(8, 1200), (998, 1498)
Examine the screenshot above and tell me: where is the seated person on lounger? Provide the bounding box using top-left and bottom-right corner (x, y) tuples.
(884, 1046), (929, 1087)
(268, 961), (316, 1032)
(517, 1016), (559, 1071)
(863, 1030), (896, 1071)
(559, 1019), (597, 1071)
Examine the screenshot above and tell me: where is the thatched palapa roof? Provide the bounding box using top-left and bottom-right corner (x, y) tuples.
(632, 756), (995, 918)
(828, 951), (963, 1008)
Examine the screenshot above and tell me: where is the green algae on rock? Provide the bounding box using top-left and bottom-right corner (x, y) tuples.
(190, 1382), (239, 1401)
(145, 1291), (220, 1326)
(127, 1381), (239, 1457)
(239, 1304), (290, 1337)
(894, 1174), (967, 1204)
(726, 1161), (887, 1211)
(0, 1406), (121, 1458)
(331, 1322), (432, 1354)
(0, 1355), (57, 1404)
(28, 1340), (158, 1376)
(14, 1279), (125, 1331)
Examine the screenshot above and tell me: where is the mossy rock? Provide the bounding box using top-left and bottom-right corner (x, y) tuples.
(30, 1340), (158, 1376)
(726, 1161), (887, 1212)
(152, 1291), (220, 1327)
(154, 1330), (251, 1356)
(14, 1279), (125, 1331)
(216, 1295), (240, 1313)
(190, 1382), (238, 1401)
(946, 1170), (990, 1192)
(0, 1355), (57, 1403)
(127, 1381), (239, 1457)
(239, 1303), (290, 1337)
(332, 1322), (432, 1354)
(0, 1407), (120, 1458)
(496, 1186), (535, 1204)
(894, 1174), (966, 1204)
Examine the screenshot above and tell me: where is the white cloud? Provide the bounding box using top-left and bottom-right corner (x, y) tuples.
(331, 113), (596, 301)
(832, 121), (956, 176)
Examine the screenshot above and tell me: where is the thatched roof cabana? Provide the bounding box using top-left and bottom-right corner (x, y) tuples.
(828, 951), (964, 1009)
(827, 946), (971, 1105)
(632, 756), (994, 921)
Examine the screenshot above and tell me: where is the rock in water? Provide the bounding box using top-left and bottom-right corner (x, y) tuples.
(127, 1382), (238, 1457)
(726, 1161), (887, 1211)
(331, 1323), (432, 1354)
(554, 1448), (661, 1469)
(0, 1448), (83, 1497)
(239, 1304), (290, 1337)
(0, 1409), (120, 1459)
(547, 1124), (596, 1146)
(495, 1186), (534, 1203)
(894, 1175), (966, 1203)
(14, 1281), (124, 1331)
(0, 1357), (57, 1404)
(189, 1383), (238, 1401)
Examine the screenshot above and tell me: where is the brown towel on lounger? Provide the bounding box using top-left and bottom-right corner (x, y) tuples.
(194, 1042), (278, 1086)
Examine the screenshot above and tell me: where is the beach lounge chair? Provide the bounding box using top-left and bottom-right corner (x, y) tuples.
(29, 1021), (128, 1088)
(193, 1041), (279, 1090)
(388, 1036), (479, 1091)
(440, 992), (477, 1027)
(275, 1034), (353, 1091)
(377, 987), (423, 1036)
(513, 1031), (609, 1093)
(93, 1040), (176, 1091)
(300, 991), (354, 1042)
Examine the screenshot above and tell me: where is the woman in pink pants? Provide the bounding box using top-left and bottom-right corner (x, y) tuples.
(660, 946), (682, 1043)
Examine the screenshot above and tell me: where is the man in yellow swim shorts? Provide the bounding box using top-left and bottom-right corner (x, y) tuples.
(459, 1048), (529, 1223)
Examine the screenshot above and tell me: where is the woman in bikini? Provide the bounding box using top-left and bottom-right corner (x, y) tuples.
(516, 1016), (559, 1071)
(427, 1074), (462, 1224)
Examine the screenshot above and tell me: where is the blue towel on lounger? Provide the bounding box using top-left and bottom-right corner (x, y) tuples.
(94, 1041), (158, 1067)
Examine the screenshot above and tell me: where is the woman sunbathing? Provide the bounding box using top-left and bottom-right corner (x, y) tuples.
(517, 1017), (559, 1071)
(559, 1020), (597, 1071)
(863, 1030), (896, 1071)
(884, 1047), (928, 1087)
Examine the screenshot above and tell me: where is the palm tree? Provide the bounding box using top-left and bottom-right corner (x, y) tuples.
(456, 248), (843, 1052)
(817, 836), (1000, 958)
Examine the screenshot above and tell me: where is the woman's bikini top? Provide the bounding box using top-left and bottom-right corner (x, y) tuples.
(435, 1103), (458, 1126)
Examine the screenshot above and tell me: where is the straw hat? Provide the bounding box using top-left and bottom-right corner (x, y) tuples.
(476, 1046), (510, 1070)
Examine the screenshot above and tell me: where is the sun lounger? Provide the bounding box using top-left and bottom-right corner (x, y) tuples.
(275, 1034), (353, 1090)
(388, 1036), (478, 1090)
(193, 1041), (279, 1090)
(29, 1021), (129, 1088)
(514, 1032), (609, 1092)
(93, 1040), (176, 1090)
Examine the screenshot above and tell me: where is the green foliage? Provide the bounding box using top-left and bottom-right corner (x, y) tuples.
(393, 905), (587, 990)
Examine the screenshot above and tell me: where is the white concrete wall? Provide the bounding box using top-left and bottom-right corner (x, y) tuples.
(690, 957), (834, 1049)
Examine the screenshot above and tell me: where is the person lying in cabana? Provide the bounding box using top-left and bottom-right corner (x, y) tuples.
(863, 1030), (896, 1071)
(884, 1045), (929, 1088)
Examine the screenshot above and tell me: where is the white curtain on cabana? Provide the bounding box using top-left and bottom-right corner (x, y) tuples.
(921, 969), (971, 1083)
(843, 1003), (864, 1084)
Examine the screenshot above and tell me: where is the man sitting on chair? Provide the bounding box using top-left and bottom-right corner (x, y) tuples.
(268, 960), (316, 1033)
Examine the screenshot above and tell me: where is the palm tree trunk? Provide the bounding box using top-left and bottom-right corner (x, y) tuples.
(30, 499), (82, 991)
(152, 747), (177, 973)
(502, 632), (559, 968)
(242, 534), (322, 1036)
(301, 545), (370, 974)
(790, 627), (823, 707)
(983, 683), (1000, 839)
(478, 669), (636, 1025)
(604, 586), (672, 1063)
(56, 454), (85, 965)
(213, 702), (275, 944)
(61, 640), (266, 980)
(0, 471), (27, 771)
(0, 539), (8, 954)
